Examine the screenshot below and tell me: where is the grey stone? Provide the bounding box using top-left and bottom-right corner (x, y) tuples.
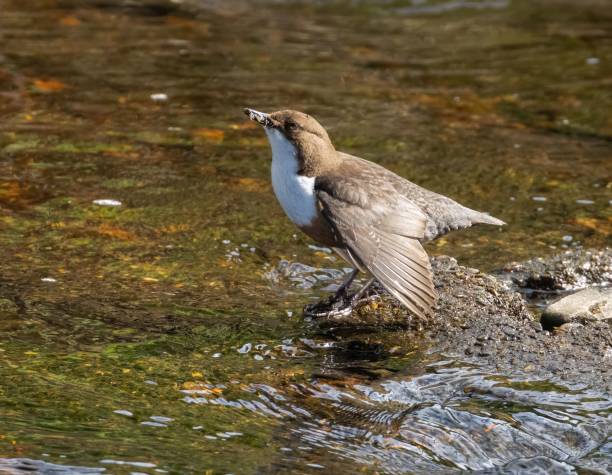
(496, 248), (611, 291)
(542, 287), (611, 328)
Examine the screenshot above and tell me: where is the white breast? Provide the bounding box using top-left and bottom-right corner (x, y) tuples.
(265, 128), (317, 227)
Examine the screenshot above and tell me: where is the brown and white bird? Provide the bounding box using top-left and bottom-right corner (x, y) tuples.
(245, 108), (505, 319)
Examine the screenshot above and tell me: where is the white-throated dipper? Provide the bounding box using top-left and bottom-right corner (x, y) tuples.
(244, 108), (505, 319)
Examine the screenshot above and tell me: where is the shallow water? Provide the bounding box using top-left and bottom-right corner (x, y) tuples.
(0, 0), (611, 473)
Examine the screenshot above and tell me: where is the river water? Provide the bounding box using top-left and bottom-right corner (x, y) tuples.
(0, 0), (610, 473)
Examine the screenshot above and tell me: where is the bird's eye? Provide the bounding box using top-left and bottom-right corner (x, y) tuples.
(285, 120), (298, 131)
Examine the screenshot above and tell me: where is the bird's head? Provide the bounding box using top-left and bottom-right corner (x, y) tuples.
(244, 108), (337, 175)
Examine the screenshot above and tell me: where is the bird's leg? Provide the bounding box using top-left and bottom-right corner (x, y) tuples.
(303, 274), (378, 319)
(331, 269), (359, 302)
(349, 277), (376, 304)
(303, 269), (359, 318)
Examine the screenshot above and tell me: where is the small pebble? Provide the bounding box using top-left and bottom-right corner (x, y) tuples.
(562, 235), (573, 242)
(100, 460), (156, 468)
(113, 409), (133, 417)
(586, 57), (600, 65)
(212, 352), (222, 358)
(575, 199), (594, 205)
(530, 321), (543, 332)
(140, 421), (166, 427)
(93, 199), (122, 207)
(238, 343), (252, 354)
(150, 416), (173, 423)
(41, 277), (57, 283)
(150, 93), (168, 102)
(254, 354), (264, 361)
(532, 196), (547, 202)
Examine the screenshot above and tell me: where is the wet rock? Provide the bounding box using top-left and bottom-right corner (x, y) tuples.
(496, 248), (611, 292)
(541, 287), (612, 329)
(314, 255), (530, 331)
(311, 253), (612, 392)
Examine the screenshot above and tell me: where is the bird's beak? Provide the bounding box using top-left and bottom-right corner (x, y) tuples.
(244, 108), (272, 127)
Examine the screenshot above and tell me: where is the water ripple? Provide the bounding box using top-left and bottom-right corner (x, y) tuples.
(179, 362), (611, 473)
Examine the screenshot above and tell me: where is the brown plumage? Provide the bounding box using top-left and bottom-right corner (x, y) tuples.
(244, 108), (505, 319)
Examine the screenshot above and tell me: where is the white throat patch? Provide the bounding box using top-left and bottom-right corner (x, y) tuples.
(265, 128), (317, 227)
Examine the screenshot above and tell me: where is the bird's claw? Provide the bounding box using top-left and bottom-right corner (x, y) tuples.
(303, 293), (378, 320)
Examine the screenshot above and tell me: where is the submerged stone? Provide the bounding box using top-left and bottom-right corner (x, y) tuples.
(0, 458), (104, 474)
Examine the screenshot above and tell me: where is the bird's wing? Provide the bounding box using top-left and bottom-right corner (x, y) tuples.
(338, 152), (505, 240)
(315, 169), (436, 319)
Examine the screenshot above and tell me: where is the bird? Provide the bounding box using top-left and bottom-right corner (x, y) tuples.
(244, 108), (505, 319)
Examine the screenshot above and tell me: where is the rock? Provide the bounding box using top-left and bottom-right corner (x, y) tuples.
(529, 320), (543, 332)
(496, 248), (611, 292)
(308, 253), (612, 392)
(312, 255), (531, 330)
(554, 322), (583, 334)
(541, 287), (612, 329)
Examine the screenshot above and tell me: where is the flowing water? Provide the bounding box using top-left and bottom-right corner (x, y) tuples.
(0, 0), (610, 473)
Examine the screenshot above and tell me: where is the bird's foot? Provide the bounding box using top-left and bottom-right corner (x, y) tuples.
(303, 292), (378, 320)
